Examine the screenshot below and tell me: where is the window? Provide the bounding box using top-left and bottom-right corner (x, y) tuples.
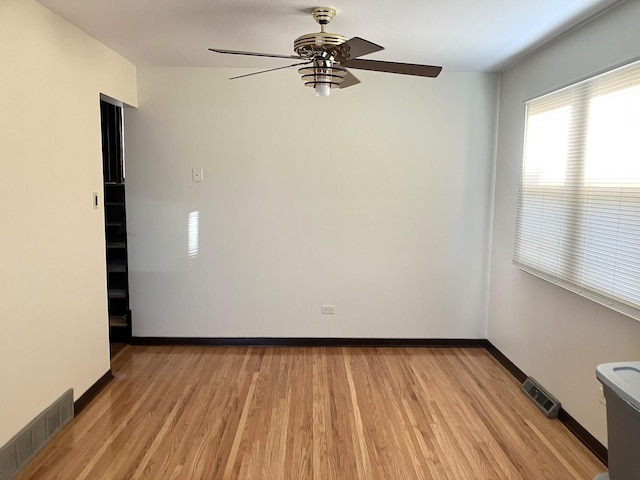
(514, 59), (640, 320)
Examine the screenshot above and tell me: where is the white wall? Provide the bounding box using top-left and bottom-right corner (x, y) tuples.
(488, 0), (640, 445)
(125, 68), (498, 338)
(0, 0), (137, 446)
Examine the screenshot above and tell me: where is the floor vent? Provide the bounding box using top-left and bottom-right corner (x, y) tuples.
(521, 377), (560, 418)
(0, 389), (74, 479)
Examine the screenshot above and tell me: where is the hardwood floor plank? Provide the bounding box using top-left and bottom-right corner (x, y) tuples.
(344, 350), (375, 480)
(223, 369), (259, 478)
(16, 346), (606, 480)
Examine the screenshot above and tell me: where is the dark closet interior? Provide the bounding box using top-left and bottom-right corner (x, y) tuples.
(101, 99), (131, 343)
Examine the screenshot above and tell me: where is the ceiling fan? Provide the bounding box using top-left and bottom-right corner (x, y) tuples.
(209, 7), (442, 97)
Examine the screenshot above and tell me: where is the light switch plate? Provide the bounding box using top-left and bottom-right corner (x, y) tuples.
(192, 168), (204, 182)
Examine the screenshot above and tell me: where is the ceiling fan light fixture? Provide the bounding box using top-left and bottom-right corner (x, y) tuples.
(299, 60), (347, 97)
(316, 82), (331, 97)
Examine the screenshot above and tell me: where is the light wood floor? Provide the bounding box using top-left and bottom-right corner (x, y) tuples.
(18, 346), (605, 479)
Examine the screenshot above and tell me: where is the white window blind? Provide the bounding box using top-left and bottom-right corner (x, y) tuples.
(514, 59), (640, 321)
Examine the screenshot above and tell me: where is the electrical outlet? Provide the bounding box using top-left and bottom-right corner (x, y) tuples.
(321, 305), (335, 315)
(598, 385), (606, 405)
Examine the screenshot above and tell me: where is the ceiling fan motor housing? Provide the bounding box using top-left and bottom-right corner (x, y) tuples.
(293, 32), (347, 58)
(294, 7), (346, 58)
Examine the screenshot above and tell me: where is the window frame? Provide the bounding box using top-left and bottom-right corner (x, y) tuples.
(513, 58), (640, 322)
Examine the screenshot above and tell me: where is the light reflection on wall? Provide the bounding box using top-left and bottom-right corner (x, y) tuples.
(188, 211), (200, 259)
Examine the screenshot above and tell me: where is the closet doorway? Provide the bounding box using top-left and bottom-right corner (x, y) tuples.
(100, 98), (131, 350)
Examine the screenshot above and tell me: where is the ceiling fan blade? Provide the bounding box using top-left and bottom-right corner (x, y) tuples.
(229, 61), (312, 80)
(339, 69), (361, 89)
(343, 58), (442, 78)
(209, 48), (303, 60)
(335, 37), (384, 62)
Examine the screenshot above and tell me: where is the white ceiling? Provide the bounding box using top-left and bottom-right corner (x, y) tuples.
(37, 0), (623, 71)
